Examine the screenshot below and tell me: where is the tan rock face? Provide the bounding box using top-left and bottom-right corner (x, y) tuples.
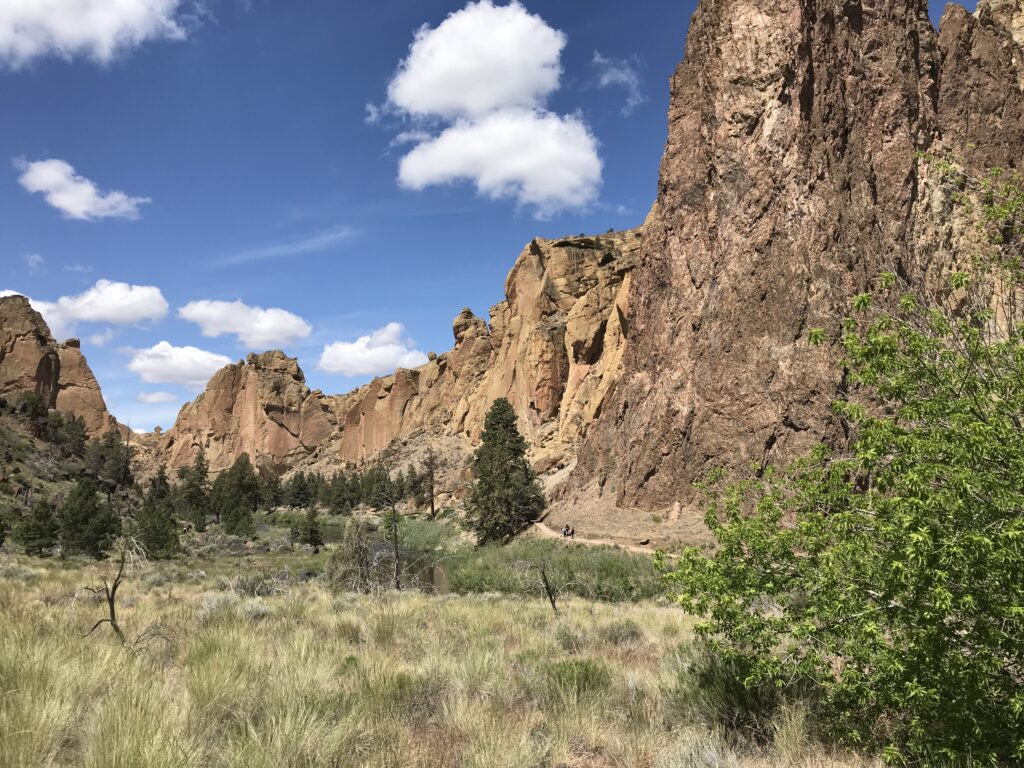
(161, 232), (639, 479)
(330, 231), (640, 471)
(55, 340), (121, 435)
(161, 350), (336, 475)
(565, 0), (1024, 515)
(0, 295), (119, 435)
(0, 295), (61, 408)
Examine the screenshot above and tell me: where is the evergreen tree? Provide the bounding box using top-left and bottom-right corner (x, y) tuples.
(327, 471), (355, 516)
(412, 446), (439, 518)
(136, 467), (179, 559)
(285, 472), (312, 508)
(217, 453), (259, 536)
(464, 398), (545, 544)
(14, 500), (59, 556)
(179, 446), (210, 532)
(301, 506), (324, 550)
(59, 478), (120, 558)
(259, 474), (283, 510)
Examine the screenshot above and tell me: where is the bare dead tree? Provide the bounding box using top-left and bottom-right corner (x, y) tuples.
(81, 538), (147, 647)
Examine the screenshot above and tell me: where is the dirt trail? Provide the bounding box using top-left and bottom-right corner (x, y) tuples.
(532, 520), (655, 555)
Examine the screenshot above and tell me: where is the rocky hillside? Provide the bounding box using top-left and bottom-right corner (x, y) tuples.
(157, 230), (640, 481)
(0, 295), (122, 436)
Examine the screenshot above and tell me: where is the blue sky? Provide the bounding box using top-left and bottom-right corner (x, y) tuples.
(0, 0), (974, 431)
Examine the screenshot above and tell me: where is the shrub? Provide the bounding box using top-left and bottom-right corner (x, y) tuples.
(543, 658), (610, 705)
(598, 618), (644, 647)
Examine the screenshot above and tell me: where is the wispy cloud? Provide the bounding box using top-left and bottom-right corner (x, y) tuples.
(24, 253), (44, 273)
(218, 224), (357, 266)
(592, 52), (646, 116)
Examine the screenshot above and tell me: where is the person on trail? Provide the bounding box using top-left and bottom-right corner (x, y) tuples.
(569, 526), (575, 539)
(562, 524), (570, 538)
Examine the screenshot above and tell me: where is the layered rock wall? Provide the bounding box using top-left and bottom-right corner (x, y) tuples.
(566, 0), (1024, 515)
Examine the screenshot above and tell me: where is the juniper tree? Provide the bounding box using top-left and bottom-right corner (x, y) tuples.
(215, 453), (259, 536)
(14, 499), (59, 556)
(136, 466), (179, 559)
(59, 477), (120, 559)
(179, 446), (210, 532)
(464, 398), (545, 544)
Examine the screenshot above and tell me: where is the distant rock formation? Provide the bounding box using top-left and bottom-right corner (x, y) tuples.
(157, 231), (639, 476)
(160, 350), (336, 475)
(0, 295), (121, 435)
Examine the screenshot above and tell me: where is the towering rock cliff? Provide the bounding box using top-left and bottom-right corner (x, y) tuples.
(0, 295), (121, 435)
(565, 0), (1024, 518)
(161, 350), (337, 475)
(160, 231), (639, 476)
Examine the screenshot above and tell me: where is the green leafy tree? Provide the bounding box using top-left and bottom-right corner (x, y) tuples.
(178, 446), (210, 532)
(215, 453), (259, 536)
(59, 478), (120, 558)
(135, 467), (179, 559)
(285, 472), (312, 508)
(464, 398), (545, 544)
(14, 500), (60, 556)
(300, 506), (324, 550)
(16, 392), (49, 438)
(412, 446), (439, 518)
(85, 430), (134, 490)
(664, 163), (1024, 764)
(259, 474), (283, 511)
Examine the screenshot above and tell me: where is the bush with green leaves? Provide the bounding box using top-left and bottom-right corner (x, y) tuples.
(664, 163), (1024, 764)
(13, 500), (60, 556)
(212, 453), (259, 536)
(464, 398), (545, 544)
(59, 477), (120, 559)
(135, 466), (180, 559)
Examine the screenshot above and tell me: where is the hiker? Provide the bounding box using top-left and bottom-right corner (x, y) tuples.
(568, 526), (575, 539)
(562, 524), (570, 538)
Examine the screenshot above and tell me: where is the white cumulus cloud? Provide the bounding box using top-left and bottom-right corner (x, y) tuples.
(16, 158), (151, 220)
(592, 52), (645, 115)
(319, 323), (428, 377)
(380, 0), (601, 218)
(0, 279), (167, 340)
(178, 299), (312, 349)
(136, 391), (178, 404)
(128, 341), (231, 387)
(388, 0), (564, 119)
(399, 109), (601, 215)
(0, 0), (190, 69)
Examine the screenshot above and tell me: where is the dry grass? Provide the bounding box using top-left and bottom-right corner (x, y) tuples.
(0, 555), (877, 767)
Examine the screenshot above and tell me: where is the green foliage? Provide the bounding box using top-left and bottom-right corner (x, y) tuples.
(664, 163), (1024, 764)
(135, 467), (180, 559)
(445, 538), (661, 602)
(284, 472), (313, 508)
(300, 506), (323, 549)
(84, 430), (134, 490)
(464, 398), (545, 544)
(177, 447), (210, 532)
(58, 478), (120, 559)
(13, 500), (59, 556)
(543, 659), (611, 705)
(213, 454), (259, 537)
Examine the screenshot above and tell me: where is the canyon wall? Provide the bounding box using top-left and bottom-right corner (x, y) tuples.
(564, 0), (1024, 518)
(158, 231), (639, 477)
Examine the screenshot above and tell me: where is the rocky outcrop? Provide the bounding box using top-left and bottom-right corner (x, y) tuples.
(329, 230), (640, 473)
(0, 295), (120, 435)
(564, 0), (1024, 518)
(55, 340), (121, 435)
(0, 295), (60, 408)
(161, 351), (336, 475)
(160, 231), (639, 479)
